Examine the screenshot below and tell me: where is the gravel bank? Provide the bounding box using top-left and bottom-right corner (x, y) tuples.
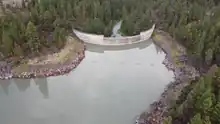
(0, 46), (85, 79)
(136, 30), (199, 124)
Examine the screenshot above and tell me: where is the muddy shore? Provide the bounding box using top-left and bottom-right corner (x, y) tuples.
(136, 30), (199, 124)
(0, 46), (85, 79)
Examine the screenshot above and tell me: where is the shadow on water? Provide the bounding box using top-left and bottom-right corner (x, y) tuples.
(33, 78), (49, 98)
(0, 78), (49, 98)
(14, 78), (31, 92)
(85, 39), (153, 53)
(0, 79), (12, 95)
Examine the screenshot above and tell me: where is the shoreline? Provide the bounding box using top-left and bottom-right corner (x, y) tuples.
(0, 29), (200, 123)
(0, 41), (86, 80)
(136, 30), (199, 124)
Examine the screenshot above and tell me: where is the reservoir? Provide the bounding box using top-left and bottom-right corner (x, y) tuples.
(0, 40), (174, 124)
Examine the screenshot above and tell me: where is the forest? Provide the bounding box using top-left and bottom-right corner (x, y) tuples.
(162, 65), (220, 124)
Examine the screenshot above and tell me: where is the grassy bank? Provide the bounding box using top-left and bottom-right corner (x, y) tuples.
(11, 36), (84, 77)
(152, 30), (186, 68)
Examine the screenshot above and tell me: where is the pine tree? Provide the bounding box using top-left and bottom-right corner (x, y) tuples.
(25, 21), (39, 52)
(203, 116), (211, 124)
(189, 113), (203, 124)
(52, 27), (66, 49)
(210, 102), (220, 123)
(1, 30), (13, 57)
(194, 76), (213, 114)
(13, 44), (24, 56)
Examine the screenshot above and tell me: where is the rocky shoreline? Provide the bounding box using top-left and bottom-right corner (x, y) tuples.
(136, 31), (200, 124)
(0, 46), (85, 79)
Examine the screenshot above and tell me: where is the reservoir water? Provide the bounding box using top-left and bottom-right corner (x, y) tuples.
(0, 40), (174, 124)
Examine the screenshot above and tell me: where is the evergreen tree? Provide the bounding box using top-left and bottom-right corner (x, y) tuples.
(1, 31), (13, 57)
(25, 21), (39, 52)
(189, 113), (203, 124)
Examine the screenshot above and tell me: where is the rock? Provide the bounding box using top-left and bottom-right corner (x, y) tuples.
(137, 44), (199, 124)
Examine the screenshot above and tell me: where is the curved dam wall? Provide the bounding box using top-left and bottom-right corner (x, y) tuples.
(73, 24), (155, 46)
